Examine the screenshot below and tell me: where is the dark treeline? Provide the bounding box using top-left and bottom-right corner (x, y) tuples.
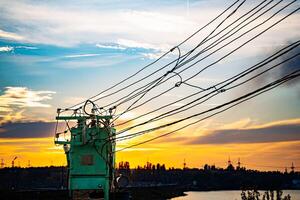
(0, 162), (299, 191)
(118, 161), (300, 191)
(0, 166), (67, 191)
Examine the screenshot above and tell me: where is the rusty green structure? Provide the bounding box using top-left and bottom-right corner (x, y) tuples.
(55, 113), (115, 200)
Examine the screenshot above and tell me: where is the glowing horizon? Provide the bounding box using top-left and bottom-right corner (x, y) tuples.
(0, 0), (300, 173)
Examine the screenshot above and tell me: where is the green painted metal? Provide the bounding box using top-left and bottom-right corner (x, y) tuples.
(55, 115), (115, 200)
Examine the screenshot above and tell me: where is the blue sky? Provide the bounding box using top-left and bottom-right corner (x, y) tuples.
(0, 0), (300, 169)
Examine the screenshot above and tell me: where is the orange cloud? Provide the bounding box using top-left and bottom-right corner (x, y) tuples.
(0, 86), (55, 124)
(0, 113), (298, 172)
(115, 118), (300, 171)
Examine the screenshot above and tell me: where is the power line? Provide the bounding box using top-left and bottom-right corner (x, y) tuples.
(134, 51), (300, 130)
(109, 0), (247, 124)
(114, 0), (293, 112)
(65, 0), (244, 111)
(101, 0), (281, 111)
(183, 0), (298, 83)
(110, 3), (298, 120)
(175, 0), (247, 67)
(54, 1), (300, 171)
(172, 0), (284, 78)
(118, 51), (300, 135)
(92, 0), (250, 110)
(114, 40), (300, 129)
(114, 50), (300, 140)
(113, 4), (298, 125)
(114, 70), (300, 152)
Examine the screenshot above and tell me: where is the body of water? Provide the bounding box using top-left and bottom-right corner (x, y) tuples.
(172, 190), (300, 200)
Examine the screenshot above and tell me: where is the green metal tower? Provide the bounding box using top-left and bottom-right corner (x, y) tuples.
(54, 103), (115, 200)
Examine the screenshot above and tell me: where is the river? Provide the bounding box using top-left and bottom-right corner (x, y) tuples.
(172, 190), (300, 200)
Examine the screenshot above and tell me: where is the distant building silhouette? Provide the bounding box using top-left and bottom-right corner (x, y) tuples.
(0, 159), (4, 169)
(11, 156), (17, 168)
(227, 156), (234, 171)
(291, 162), (295, 173)
(237, 158), (241, 170)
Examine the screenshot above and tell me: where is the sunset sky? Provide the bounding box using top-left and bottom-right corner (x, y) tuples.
(0, 0), (300, 171)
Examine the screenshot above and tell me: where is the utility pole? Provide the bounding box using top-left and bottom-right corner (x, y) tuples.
(54, 103), (116, 200)
(183, 158), (186, 170)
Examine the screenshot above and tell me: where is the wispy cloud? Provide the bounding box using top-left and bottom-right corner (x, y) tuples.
(15, 46), (38, 50)
(0, 45), (38, 52)
(96, 43), (126, 50)
(0, 0), (298, 70)
(185, 119), (300, 145)
(153, 119), (300, 145)
(0, 29), (24, 41)
(117, 39), (168, 51)
(0, 87), (56, 124)
(96, 41), (165, 59)
(63, 53), (102, 58)
(96, 39), (168, 62)
(0, 1), (200, 47)
(140, 52), (162, 60)
(0, 46), (14, 52)
(0, 87), (55, 108)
